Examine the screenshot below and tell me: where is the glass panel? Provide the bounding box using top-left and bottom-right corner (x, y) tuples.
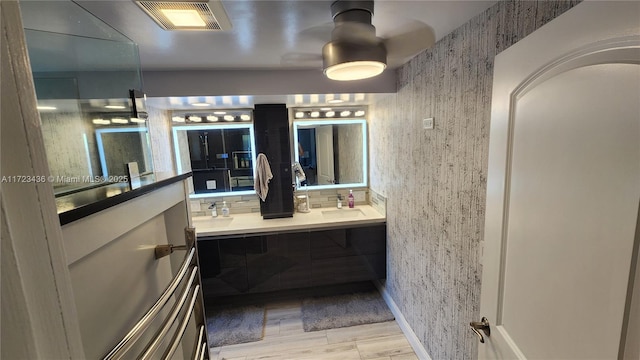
(21, 1), (148, 197)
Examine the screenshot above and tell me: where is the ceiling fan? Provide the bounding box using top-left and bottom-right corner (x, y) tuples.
(282, 0), (435, 81)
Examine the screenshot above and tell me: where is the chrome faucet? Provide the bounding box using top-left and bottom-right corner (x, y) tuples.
(208, 202), (218, 217)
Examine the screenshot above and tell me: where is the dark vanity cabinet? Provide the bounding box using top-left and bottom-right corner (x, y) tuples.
(310, 226), (387, 286)
(197, 223), (386, 299)
(253, 104), (294, 218)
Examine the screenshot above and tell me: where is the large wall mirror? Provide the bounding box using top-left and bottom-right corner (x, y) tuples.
(293, 118), (367, 190)
(96, 127), (153, 177)
(172, 110), (255, 198)
(37, 98), (154, 196)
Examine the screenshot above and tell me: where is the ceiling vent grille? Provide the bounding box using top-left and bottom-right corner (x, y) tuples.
(135, 0), (232, 31)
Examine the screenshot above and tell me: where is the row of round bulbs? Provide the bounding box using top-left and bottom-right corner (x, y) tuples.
(172, 114), (251, 122)
(294, 109), (365, 119)
(92, 117), (146, 125)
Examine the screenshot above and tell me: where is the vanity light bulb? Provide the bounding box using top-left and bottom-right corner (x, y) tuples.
(130, 117), (146, 123)
(340, 110), (351, 117)
(92, 119), (110, 125)
(310, 111), (320, 118)
(295, 112), (304, 118)
(355, 110), (365, 117)
(189, 116), (202, 122)
(325, 111), (335, 117)
(111, 117), (129, 124)
(172, 116), (186, 122)
(240, 114), (251, 121)
(223, 115), (234, 121)
(206, 115), (219, 122)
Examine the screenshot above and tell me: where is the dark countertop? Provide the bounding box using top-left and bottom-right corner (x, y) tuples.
(56, 172), (192, 226)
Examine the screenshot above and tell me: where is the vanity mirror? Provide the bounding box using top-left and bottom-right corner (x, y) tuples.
(172, 114), (256, 198)
(95, 127), (153, 178)
(293, 118), (367, 190)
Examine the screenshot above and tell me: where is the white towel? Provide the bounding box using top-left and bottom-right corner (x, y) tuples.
(292, 162), (306, 183)
(254, 153), (273, 202)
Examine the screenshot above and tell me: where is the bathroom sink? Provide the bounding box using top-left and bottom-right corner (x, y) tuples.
(321, 209), (365, 219)
(208, 217), (234, 227)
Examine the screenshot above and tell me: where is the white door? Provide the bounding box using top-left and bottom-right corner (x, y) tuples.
(477, 2), (640, 359)
(316, 124), (335, 185)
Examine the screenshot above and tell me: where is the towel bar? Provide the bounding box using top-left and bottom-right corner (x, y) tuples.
(103, 227), (208, 360)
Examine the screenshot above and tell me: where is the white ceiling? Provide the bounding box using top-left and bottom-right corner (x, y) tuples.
(21, 0), (496, 108)
(46, 0), (496, 71)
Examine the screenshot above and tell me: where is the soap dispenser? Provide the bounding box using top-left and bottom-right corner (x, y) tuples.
(208, 202), (218, 217)
(337, 194), (343, 209)
(221, 201), (230, 217)
(348, 190), (355, 208)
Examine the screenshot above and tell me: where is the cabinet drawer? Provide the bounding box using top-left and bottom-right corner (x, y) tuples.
(311, 253), (385, 286)
(310, 225), (386, 259)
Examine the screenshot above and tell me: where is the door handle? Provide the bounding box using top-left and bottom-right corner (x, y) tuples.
(470, 317), (491, 343)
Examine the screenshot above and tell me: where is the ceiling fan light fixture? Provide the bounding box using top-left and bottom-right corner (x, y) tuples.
(322, 39), (387, 81)
(322, 0), (387, 81)
(325, 60), (386, 81)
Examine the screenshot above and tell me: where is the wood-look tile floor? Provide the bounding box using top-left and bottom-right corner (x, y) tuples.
(209, 298), (418, 360)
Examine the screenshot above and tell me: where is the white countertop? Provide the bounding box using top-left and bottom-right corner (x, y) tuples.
(193, 205), (386, 237)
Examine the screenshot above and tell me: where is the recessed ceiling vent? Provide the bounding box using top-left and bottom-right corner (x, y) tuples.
(135, 0), (232, 31)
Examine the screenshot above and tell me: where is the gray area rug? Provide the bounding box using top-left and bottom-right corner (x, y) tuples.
(206, 305), (265, 347)
(301, 291), (395, 332)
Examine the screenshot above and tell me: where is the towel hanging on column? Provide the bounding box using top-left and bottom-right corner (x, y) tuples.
(254, 153), (273, 202)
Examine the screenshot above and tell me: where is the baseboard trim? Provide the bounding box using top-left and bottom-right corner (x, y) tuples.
(374, 280), (432, 360)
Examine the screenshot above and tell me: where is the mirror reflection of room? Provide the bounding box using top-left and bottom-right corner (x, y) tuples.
(293, 108), (367, 189)
(96, 128), (153, 177)
(172, 110), (255, 195)
(297, 127), (317, 185)
(38, 96), (153, 196)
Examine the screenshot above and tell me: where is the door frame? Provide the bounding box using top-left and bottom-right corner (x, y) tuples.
(316, 124), (335, 185)
(479, 1), (640, 357)
(1, 1), (85, 358)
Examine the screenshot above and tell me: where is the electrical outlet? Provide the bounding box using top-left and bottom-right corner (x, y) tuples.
(423, 117), (434, 129)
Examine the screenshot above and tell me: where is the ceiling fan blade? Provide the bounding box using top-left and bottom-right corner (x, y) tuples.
(280, 52), (323, 67)
(383, 21), (435, 67)
(332, 21), (379, 44)
(297, 21), (334, 44)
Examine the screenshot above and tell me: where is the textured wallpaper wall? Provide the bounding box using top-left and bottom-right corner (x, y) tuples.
(369, 1), (580, 358)
(147, 105), (176, 174)
(40, 110), (95, 181)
